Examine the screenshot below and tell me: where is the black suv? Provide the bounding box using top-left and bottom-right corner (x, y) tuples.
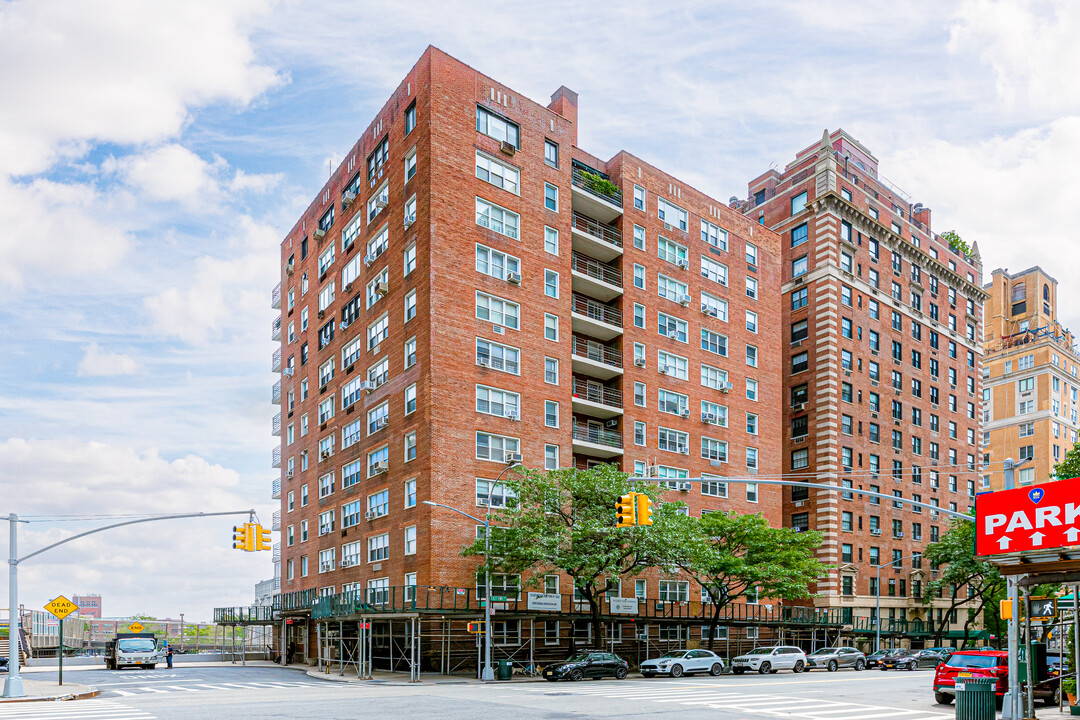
(543, 651), (629, 681)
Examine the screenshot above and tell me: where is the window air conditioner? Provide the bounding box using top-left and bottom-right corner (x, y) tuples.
(633, 358), (646, 367)
(605, 419), (618, 428)
(679, 482), (692, 492)
(344, 282), (353, 292)
(680, 409), (690, 418)
(504, 452), (523, 464)
(340, 320), (349, 330)
(374, 417), (387, 430)
(678, 295), (691, 306)
(365, 511), (377, 521)
(320, 563), (333, 573)
(702, 413), (718, 424)
(507, 272), (521, 285)
(375, 281), (389, 296)
(375, 199), (388, 210)
(320, 451), (331, 460)
(340, 559), (353, 568)
(701, 304), (716, 317)
(360, 380), (373, 392)
(659, 366), (668, 374)
(313, 229), (326, 240)
(870, 528), (882, 536)
(342, 191), (356, 207)
(282, 367), (294, 377)
(477, 498), (490, 507)
(500, 141), (516, 156)
(404, 217), (414, 230)
(477, 357), (491, 368)
(318, 309), (325, 319)
(720, 382), (731, 394)
(676, 258), (689, 269)
(793, 402), (807, 411)
(505, 411), (520, 421)
(364, 253), (377, 266)
(371, 461), (388, 474)
(285, 470), (294, 479)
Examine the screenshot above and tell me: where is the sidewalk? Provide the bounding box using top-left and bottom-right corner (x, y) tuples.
(0, 679), (99, 703)
(19, 659), (284, 673)
(305, 665), (545, 686)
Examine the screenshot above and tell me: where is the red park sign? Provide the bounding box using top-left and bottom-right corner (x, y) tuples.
(975, 476), (1080, 557)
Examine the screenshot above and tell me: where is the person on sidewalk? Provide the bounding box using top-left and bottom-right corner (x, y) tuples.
(166, 644), (174, 669)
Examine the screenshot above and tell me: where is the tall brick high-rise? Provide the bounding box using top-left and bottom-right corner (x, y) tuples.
(737, 130), (986, 645)
(262, 46), (794, 670)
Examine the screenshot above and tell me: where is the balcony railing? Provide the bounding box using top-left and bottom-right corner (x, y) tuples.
(571, 251), (622, 287)
(271, 509), (281, 531)
(572, 377), (623, 408)
(271, 446), (281, 468)
(272, 347), (282, 373)
(272, 588), (316, 612)
(271, 380), (281, 404)
(272, 412), (282, 436)
(572, 422), (622, 448)
(571, 167), (623, 206)
(272, 542), (281, 563)
(572, 294), (622, 327)
(571, 336), (622, 367)
(272, 282), (282, 309)
(272, 316), (282, 341)
(272, 477), (281, 499)
(213, 606), (275, 624)
(572, 212), (622, 248)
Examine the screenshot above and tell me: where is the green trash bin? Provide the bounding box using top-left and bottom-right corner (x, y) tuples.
(496, 659), (513, 680)
(954, 677), (996, 720)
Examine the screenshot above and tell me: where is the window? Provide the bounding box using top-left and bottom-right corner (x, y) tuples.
(544, 401), (559, 428)
(368, 533), (389, 563)
(791, 223), (808, 247)
(545, 269), (560, 297)
(658, 427), (689, 454)
(700, 399), (727, 425)
(368, 314), (389, 349)
(700, 292), (727, 320)
(700, 219), (728, 250)
(633, 185), (646, 211)
(545, 444), (559, 470)
(403, 289), (416, 321)
(544, 182), (559, 212)
(367, 445), (388, 476)
(476, 105), (519, 146)
(404, 432), (416, 462)
(476, 385), (520, 418)
(658, 236), (688, 265)
(405, 479), (416, 508)
(701, 436), (728, 463)
(476, 338), (520, 375)
(544, 139), (558, 168)
(657, 273), (688, 302)
(657, 312), (687, 342)
(745, 344), (758, 367)
(791, 191), (807, 215)
(792, 287), (808, 310)
(658, 388), (689, 416)
(700, 329), (727, 356)
(700, 256), (728, 286)
(544, 313), (559, 341)
(659, 580), (689, 602)
(367, 184), (389, 223)
(792, 352), (808, 374)
(476, 478), (517, 508)
(746, 310), (758, 333)
(791, 320), (809, 343)
(545, 357), (558, 384)
(475, 151), (520, 194)
(792, 255), (808, 277)
(475, 198), (519, 239)
(404, 526), (417, 555)
(476, 432), (520, 462)
(657, 198), (688, 230)
(633, 303), (645, 328)
(746, 276), (757, 299)
(544, 226), (559, 255)
(367, 402), (389, 435)
(476, 291), (519, 329)
(747, 379), (758, 401)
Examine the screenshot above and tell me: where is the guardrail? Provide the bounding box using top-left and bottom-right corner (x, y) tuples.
(572, 377), (623, 408)
(572, 422), (622, 448)
(571, 167), (623, 205)
(571, 251), (622, 287)
(571, 336), (622, 368)
(572, 294), (622, 327)
(572, 212), (622, 248)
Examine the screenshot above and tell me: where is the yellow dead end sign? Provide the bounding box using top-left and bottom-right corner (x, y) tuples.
(128, 621), (146, 633)
(44, 595), (78, 621)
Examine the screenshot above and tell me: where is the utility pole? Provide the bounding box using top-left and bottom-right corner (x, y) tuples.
(1000, 457), (1029, 720)
(180, 613), (185, 653)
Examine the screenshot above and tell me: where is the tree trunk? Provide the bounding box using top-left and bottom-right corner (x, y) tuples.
(705, 601), (725, 652)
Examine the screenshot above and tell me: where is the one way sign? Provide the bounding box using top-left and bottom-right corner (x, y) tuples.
(975, 476), (1080, 557)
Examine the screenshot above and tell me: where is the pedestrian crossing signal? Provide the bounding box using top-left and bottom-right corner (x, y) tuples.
(232, 524), (254, 551)
(616, 493), (636, 527)
(467, 621), (484, 634)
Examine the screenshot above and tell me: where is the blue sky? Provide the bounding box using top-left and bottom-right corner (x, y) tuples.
(1, 0), (1078, 620)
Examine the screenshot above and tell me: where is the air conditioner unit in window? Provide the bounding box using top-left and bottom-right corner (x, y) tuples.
(344, 282), (353, 292)
(701, 304), (716, 317)
(320, 563), (333, 573)
(504, 452), (523, 464)
(676, 258), (689, 269)
(342, 191), (356, 207)
(320, 451), (331, 461)
(680, 409), (690, 418)
(375, 281), (389, 296)
(359, 380), (373, 392)
(477, 498), (490, 507)
(404, 217), (414, 230)
(633, 358), (646, 367)
(507, 271), (521, 285)
(870, 528), (882, 536)
(663, 222), (673, 231)
(364, 511), (377, 521)
(375, 199), (388, 210)
(285, 470), (294, 479)
(313, 229), (326, 240)
(505, 411), (519, 421)
(679, 482), (692, 492)
(477, 357), (491, 368)
(285, 261), (295, 276)
(678, 294), (691, 306)
(318, 309), (325, 319)
(659, 366), (669, 374)
(720, 382), (732, 393)
(340, 559), (353, 568)
(374, 417), (388, 430)
(500, 141), (516, 156)
(793, 402), (806, 411)
(896, 532), (905, 539)
(282, 367), (294, 377)
(605, 419), (618, 428)
(702, 413), (718, 424)
(340, 320), (349, 330)
(371, 461), (388, 474)
(364, 253), (377, 266)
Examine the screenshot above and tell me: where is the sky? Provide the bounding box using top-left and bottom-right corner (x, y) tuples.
(1, 0), (1078, 622)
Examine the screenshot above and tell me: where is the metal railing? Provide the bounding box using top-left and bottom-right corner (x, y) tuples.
(273, 588), (317, 613)
(572, 212), (622, 247)
(272, 542), (280, 563)
(572, 377), (623, 408)
(271, 446), (281, 468)
(271, 380), (281, 404)
(272, 412), (282, 436)
(272, 347), (281, 372)
(272, 316), (282, 341)
(571, 251), (622, 287)
(214, 606), (275, 624)
(272, 282), (282, 309)
(272, 477), (281, 500)
(571, 336), (622, 367)
(571, 167), (624, 205)
(271, 510), (281, 531)
(572, 293), (622, 327)
(572, 422), (622, 448)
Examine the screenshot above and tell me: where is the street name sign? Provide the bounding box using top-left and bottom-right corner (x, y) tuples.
(975, 476), (1080, 557)
(43, 595), (78, 621)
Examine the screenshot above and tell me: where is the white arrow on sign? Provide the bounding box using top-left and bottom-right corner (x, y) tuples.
(1029, 531), (1045, 547)
(997, 536), (1012, 550)
(1065, 527), (1080, 543)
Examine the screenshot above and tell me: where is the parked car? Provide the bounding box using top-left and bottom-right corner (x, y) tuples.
(0, 656), (7, 673)
(640, 649), (724, 678)
(731, 646), (807, 675)
(913, 649), (950, 668)
(864, 649), (889, 669)
(805, 647), (866, 672)
(933, 649), (1060, 707)
(879, 648), (918, 671)
(543, 651), (629, 681)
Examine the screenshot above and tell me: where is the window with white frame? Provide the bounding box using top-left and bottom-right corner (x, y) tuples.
(545, 444), (559, 470)
(700, 364), (728, 391)
(476, 338), (520, 375)
(319, 548), (335, 573)
(318, 509), (335, 535)
(366, 267), (389, 308)
(318, 397), (335, 424)
(342, 419), (364, 449)
(404, 478), (416, 508)
(658, 580), (689, 602)
(700, 219), (728, 250)
(342, 214), (362, 252)
(633, 185), (646, 211)
(475, 197), (519, 239)
(658, 388), (688, 415)
(658, 427), (689, 454)
(545, 269), (559, 297)
(701, 400), (727, 426)
(545, 357), (559, 384)
(319, 281), (336, 312)
(367, 445), (388, 476)
(544, 226), (558, 255)
(544, 313), (559, 341)
(476, 292), (519, 329)
(475, 151), (520, 194)
(701, 436), (728, 462)
(404, 526), (417, 555)
(657, 274), (689, 303)
(367, 183), (389, 222)
(368, 356), (389, 388)
(368, 533), (389, 563)
(545, 400), (559, 428)
(404, 383), (416, 414)
(701, 256), (728, 286)
(367, 402), (389, 435)
(700, 292), (727, 321)
(657, 198), (688, 230)
(476, 385), (520, 418)
(476, 432), (520, 462)
(658, 236), (688, 265)
(318, 245), (335, 276)
(657, 312), (687, 342)
(700, 328), (727, 356)
(701, 474), (727, 497)
(404, 148), (417, 182)
(476, 244), (520, 281)
(368, 314), (389, 349)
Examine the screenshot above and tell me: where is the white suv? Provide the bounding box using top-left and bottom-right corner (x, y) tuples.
(731, 646), (807, 675)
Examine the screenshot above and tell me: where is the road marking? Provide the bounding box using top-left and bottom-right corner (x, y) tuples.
(94, 679), (204, 686)
(0, 699), (155, 719)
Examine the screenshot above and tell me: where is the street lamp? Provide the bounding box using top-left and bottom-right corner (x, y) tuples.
(1002, 456), (1031, 720)
(424, 458), (519, 681)
(873, 551), (923, 654)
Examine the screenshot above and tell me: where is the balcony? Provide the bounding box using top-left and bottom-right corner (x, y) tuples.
(572, 376), (623, 419)
(571, 212), (622, 263)
(272, 542), (281, 563)
(272, 347), (282, 373)
(271, 380), (281, 405)
(272, 477), (281, 500)
(571, 251), (622, 302)
(571, 166), (623, 224)
(272, 412), (282, 437)
(571, 336), (623, 380)
(571, 293), (622, 341)
(272, 315), (282, 341)
(572, 421), (623, 458)
(272, 282), (282, 310)
(271, 446), (281, 469)
(271, 510), (281, 532)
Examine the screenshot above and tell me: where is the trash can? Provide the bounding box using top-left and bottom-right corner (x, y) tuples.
(954, 677), (996, 720)
(496, 659), (513, 680)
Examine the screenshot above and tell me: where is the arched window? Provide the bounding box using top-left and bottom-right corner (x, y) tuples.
(1044, 284), (1050, 301)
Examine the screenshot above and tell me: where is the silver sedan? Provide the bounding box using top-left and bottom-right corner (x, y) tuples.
(805, 646), (866, 672)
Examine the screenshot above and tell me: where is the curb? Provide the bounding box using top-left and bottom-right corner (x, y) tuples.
(0, 687), (101, 704)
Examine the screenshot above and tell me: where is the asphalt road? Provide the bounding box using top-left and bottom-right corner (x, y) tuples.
(0, 664), (1019, 720)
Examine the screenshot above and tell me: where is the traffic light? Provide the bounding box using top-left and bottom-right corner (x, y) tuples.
(232, 524), (254, 551)
(467, 621), (484, 634)
(999, 599), (1012, 620)
(616, 493), (637, 527)
(254, 524), (272, 551)
(635, 493), (653, 526)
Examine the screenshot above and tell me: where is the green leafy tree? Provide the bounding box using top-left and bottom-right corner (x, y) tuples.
(1053, 443), (1080, 480)
(922, 515), (1004, 647)
(462, 464), (683, 643)
(665, 511), (828, 650)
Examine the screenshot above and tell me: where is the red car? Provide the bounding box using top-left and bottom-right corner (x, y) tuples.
(933, 649), (1060, 706)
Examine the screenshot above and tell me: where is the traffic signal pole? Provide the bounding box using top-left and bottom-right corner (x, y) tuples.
(3, 509), (254, 698)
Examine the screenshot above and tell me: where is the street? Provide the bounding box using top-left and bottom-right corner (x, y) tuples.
(0, 664), (983, 720)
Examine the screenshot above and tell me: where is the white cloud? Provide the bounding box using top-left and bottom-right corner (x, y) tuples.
(0, 438), (273, 619)
(77, 342), (141, 377)
(111, 144), (224, 206)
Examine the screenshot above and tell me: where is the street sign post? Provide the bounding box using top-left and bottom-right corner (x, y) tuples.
(44, 596), (78, 686)
(975, 476), (1080, 557)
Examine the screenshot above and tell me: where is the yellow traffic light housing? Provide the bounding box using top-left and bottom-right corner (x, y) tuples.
(467, 621), (484, 634)
(616, 493), (637, 527)
(635, 493), (653, 526)
(999, 599), (1012, 620)
(255, 524), (272, 551)
(232, 524), (253, 551)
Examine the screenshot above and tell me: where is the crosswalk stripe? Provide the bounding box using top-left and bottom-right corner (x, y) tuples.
(0, 699), (154, 719)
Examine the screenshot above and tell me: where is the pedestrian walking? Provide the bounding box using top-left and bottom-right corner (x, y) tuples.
(166, 644), (174, 669)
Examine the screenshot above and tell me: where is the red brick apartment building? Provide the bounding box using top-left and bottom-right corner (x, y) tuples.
(256, 47), (806, 672)
(735, 130), (986, 646)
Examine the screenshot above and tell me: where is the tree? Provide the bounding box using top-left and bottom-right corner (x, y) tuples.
(1053, 443), (1080, 481)
(462, 464), (683, 643)
(922, 514), (1004, 647)
(665, 511), (828, 650)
